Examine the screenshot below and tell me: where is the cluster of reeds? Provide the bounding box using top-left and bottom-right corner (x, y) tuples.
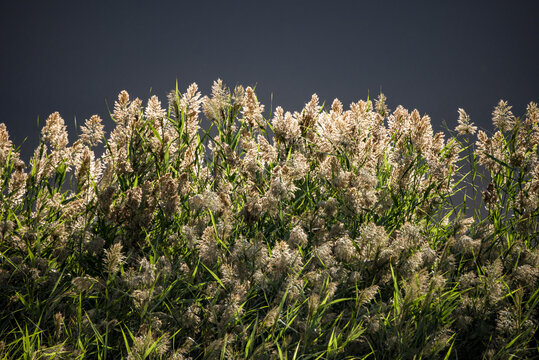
(0, 80), (537, 359)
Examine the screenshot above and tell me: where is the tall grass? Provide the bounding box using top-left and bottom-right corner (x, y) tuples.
(0, 79), (537, 359)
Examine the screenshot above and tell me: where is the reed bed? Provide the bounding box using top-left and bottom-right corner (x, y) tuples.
(0, 80), (537, 359)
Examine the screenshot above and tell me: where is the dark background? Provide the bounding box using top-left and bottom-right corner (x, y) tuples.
(1, 0), (538, 161)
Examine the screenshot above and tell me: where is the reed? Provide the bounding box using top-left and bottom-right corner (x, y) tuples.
(0, 80), (537, 359)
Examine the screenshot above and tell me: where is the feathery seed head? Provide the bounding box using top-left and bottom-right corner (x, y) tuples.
(272, 106), (301, 145)
(145, 95), (167, 125)
(288, 225), (308, 248)
(41, 112), (69, 150)
(104, 242), (125, 274)
(455, 108), (477, 135)
(0, 123), (14, 167)
(118, 90), (129, 106)
(375, 93), (390, 117)
(242, 86), (265, 129)
(492, 99), (515, 132)
(80, 115), (105, 147)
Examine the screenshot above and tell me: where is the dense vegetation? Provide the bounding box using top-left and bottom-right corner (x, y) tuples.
(0, 80), (537, 359)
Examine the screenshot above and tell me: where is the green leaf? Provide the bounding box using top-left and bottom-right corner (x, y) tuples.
(201, 262), (226, 290)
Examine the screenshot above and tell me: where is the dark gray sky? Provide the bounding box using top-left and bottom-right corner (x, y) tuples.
(1, 0), (538, 160)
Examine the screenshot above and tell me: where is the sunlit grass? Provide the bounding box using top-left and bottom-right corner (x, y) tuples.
(0, 80), (537, 359)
